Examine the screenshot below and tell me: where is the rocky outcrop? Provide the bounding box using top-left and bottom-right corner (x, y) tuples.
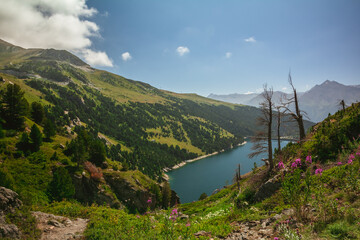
(103, 171), (153, 213)
(0, 187), (22, 214)
(0, 187), (23, 239)
(72, 174), (121, 209)
(253, 175), (281, 202)
(32, 211), (88, 240)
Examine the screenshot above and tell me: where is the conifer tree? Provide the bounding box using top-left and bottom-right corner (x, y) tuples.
(47, 167), (75, 201)
(30, 124), (42, 152)
(31, 102), (45, 124)
(43, 119), (56, 141)
(0, 84), (29, 129)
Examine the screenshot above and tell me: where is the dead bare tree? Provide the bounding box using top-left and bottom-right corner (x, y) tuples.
(275, 105), (285, 153)
(233, 164), (241, 190)
(249, 85), (274, 172)
(281, 72), (307, 142)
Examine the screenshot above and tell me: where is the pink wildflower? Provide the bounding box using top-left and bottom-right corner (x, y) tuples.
(315, 168), (323, 175)
(274, 238), (279, 240)
(136, 215), (140, 218)
(348, 159), (353, 165)
(186, 222), (191, 227)
(147, 198), (152, 203)
(337, 162), (342, 166)
(356, 152), (360, 156)
(278, 161), (284, 169)
(291, 158), (301, 168)
(349, 154), (355, 161)
(171, 208), (178, 215)
(306, 155), (312, 164)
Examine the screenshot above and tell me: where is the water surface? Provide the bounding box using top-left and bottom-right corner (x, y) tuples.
(167, 140), (289, 203)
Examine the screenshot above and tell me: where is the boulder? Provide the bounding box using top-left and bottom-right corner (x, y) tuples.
(0, 187), (22, 214)
(0, 187), (23, 239)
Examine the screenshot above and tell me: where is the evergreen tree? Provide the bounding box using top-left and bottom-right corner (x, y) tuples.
(30, 124), (42, 152)
(89, 140), (106, 166)
(0, 123), (4, 138)
(43, 119), (56, 141)
(161, 181), (171, 209)
(16, 132), (31, 154)
(0, 84), (29, 129)
(31, 102), (45, 124)
(47, 167), (75, 201)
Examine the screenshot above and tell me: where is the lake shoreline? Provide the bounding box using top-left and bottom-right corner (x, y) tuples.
(163, 141), (248, 179)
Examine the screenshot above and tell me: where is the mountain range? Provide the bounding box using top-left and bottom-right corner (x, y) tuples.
(208, 80), (360, 122)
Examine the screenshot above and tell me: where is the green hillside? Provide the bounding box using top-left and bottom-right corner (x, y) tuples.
(0, 39), (313, 179)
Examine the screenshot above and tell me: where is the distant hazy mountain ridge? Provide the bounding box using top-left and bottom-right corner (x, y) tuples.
(209, 80), (360, 122)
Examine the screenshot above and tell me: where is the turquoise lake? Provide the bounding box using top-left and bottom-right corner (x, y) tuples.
(167, 140), (290, 203)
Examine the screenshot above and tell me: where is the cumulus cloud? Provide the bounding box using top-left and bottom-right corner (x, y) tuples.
(81, 49), (113, 67)
(0, 0), (113, 67)
(121, 52), (132, 61)
(244, 37), (256, 43)
(225, 52), (232, 59)
(176, 46), (190, 56)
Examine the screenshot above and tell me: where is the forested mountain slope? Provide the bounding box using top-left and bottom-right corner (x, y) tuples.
(0, 39), (312, 178)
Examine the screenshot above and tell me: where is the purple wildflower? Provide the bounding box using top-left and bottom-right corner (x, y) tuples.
(278, 161), (284, 169)
(291, 162), (298, 168)
(295, 158), (301, 165)
(306, 155), (312, 164)
(315, 168), (323, 175)
(274, 238), (279, 240)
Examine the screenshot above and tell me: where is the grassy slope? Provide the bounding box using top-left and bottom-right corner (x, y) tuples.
(39, 103), (360, 240)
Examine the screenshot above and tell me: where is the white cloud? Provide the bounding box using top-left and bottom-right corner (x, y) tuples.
(282, 87), (287, 91)
(121, 52), (132, 61)
(244, 91), (254, 95)
(0, 0), (113, 67)
(81, 49), (113, 67)
(244, 37), (256, 43)
(225, 52), (232, 59)
(176, 46), (190, 56)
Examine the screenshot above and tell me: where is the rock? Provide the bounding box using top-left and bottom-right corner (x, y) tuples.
(48, 219), (64, 228)
(72, 174), (121, 209)
(0, 187), (23, 239)
(0, 187), (22, 214)
(253, 176), (281, 202)
(194, 230), (211, 237)
(0, 224), (21, 239)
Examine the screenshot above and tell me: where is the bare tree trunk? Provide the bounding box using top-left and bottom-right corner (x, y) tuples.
(277, 110), (281, 152)
(268, 101), (273, 171)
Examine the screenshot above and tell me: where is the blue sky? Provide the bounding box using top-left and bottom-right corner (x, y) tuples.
(1, 0), (360, 96)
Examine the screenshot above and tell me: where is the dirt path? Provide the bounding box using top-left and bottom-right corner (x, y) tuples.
(32, 211), (88, 240)
(225, 209), (294, 240)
